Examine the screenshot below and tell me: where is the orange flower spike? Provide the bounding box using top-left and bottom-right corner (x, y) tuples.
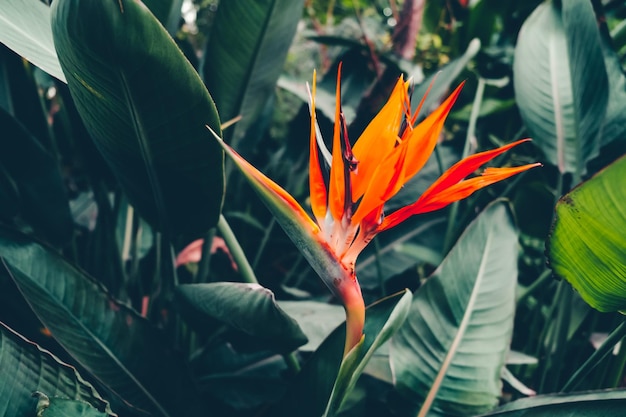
(328, 64), (347, 222)
(401, 82), (465, 181)
(351, 77), (409, 201)
(214, 68), (540, 358)
(308, 71), (327, 225)
(381, 139), (541, 231)
(349, 82), (464, 227)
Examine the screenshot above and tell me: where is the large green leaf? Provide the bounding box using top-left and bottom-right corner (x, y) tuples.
(34, 394), (114, 417)
(202, 0), (305, 150)
(479, 389), (626, 416)
(0, 322), (113, 417)
(51, 0), (224, 237)
(0, 108), (73, 245)
(0, 0), (65, 82)
(0, 227), (200, 417)
(175, 282), (307, 352)
(547, 156), (626, 312)
(513, 0), (608, 177)
(391, 201), (519, 416)
(272, 290), (412, 417)
(140, 0), (183, 35)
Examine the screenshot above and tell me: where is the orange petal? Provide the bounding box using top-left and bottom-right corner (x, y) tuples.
(351, 77), (409, 201)
(382, 163), (540, 230)
(401, 82), (464, 183)
(309, 71), (327, 225)
(417, 139), (532, 204)
(404, 163), (542, 215)
(350, 82), (464, 225)
(328, 64), (346, 220)
(351, 134), (410, 224)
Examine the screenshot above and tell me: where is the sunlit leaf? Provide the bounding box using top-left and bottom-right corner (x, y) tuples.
(0, 0), (65, 82)
(392, 201), (518, 416)
(547, 156), (626, 312)
(51, 0), (223, 237)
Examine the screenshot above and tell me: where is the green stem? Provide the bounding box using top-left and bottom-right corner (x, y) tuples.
(606, 331), (626, 388)
(196, 228), (216, 283)
(561, 319), (626, 392)
(538, 281), (572, 393)
(517, 269), (553, 306)
(217, 215), (258, 285)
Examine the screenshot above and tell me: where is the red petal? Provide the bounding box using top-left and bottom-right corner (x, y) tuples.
(381, 140), (539, 230)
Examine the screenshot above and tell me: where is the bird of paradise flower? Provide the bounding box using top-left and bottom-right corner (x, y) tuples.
(208, 67), (540, 357)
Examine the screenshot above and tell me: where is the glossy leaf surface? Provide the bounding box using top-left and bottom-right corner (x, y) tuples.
(203, 0), (305, 149)
(0, 322), (113, 417)
(51, 0), (223, 237)
(0, 227), (199, 417)
(176, 282), (307, 352)
(392, 201), (518, 416)
(548, 156), (626, 312)
(514, 0), (608, 177)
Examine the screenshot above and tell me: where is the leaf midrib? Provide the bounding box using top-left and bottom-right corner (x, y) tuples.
(1, 256), (171, 417)
(417, 230), (493, 417)
(230, 0), (278, 143)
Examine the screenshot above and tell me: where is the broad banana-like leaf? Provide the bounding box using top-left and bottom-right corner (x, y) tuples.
(51, 0), (224, 237)
(202, 0), (305, 150)
(0, 0), (65, 82)
(547, 155), (626, 312)
(392, 201), (518, 416)
(514, 0), (608, 178)
(0, 322), (114, 417)
(0, 227), (200, 417)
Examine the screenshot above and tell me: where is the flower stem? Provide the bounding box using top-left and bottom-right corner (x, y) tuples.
(217, 215), (257, 285)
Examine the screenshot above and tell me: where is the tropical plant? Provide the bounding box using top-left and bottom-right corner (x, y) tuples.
(0, 0), (625, 417)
